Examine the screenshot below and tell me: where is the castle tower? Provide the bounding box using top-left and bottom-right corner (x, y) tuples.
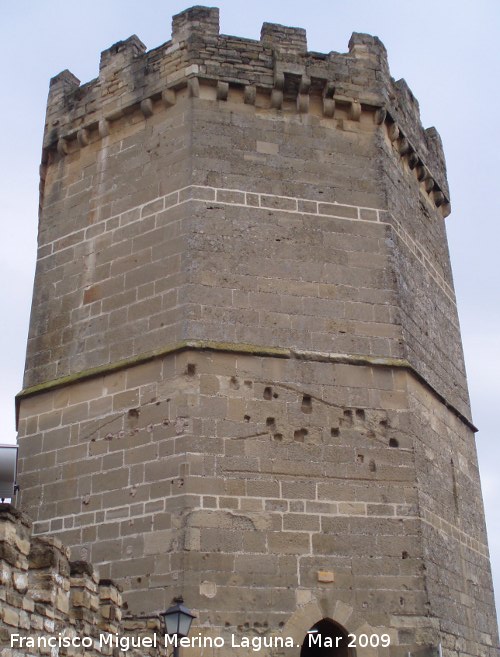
(16, 6), (498, 655)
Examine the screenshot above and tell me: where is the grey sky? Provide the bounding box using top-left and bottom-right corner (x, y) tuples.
(1, 0), (498, 622)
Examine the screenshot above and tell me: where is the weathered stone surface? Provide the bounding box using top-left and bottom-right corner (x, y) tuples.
(14, 5), (498, 657)
(0, 504), (155, 655)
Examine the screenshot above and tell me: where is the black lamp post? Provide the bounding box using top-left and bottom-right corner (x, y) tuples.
(160, 597), (196, 657)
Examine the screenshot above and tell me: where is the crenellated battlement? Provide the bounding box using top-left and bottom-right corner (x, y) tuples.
(43, 5), (449, 215)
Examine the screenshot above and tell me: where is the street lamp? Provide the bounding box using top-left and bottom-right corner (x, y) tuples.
(160, 597), (196, 657)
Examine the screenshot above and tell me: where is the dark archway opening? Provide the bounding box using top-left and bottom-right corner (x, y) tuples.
(300, 619), (353, 657)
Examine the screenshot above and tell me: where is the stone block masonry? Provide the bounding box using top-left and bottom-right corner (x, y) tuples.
(16, 347), (497, 655)
(15, 5), (498, 657)
(0, 504), (158, 657)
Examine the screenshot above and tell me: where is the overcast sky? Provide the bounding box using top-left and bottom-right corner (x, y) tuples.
(1, 0), (498, 622)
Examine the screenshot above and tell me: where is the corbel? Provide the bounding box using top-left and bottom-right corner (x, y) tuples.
(348, 99), (361, 121)
(162, 89), (176, 108)
(140, 98), (153, 118)
(77, 129), (89, 147)
(408, 152), (419, 170)
(57, 138), (68, 156)
(398, 137), (410, 156)
(424, 176), (435, 193)
(98, 119), (110, 138)
(271, 72), (284, 110)
(322, 82), (335, 118)
(416, 164), (430, 183)
(188, 77), (200, 98)
(216, 81), (229, 101)
(375, 107), (386, 125)
(296, 75), (310, 114)
(441, 203), (451, 218)
(432, 190), (445, 207)
(244, 85), (256, 105)
(388, 123), (399, 142)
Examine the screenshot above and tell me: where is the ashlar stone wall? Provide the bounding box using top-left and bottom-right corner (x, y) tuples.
(16, 349), (499, 656)
(15, 6), (499, 657)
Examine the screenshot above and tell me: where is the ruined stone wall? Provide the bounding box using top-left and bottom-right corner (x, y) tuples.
(0, 504), (157, 657)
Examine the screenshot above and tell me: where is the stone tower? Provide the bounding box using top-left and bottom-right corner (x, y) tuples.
(16, 6), (498, 656)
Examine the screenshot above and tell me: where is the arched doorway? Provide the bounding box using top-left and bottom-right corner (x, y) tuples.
(300, 619), (353, 657)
